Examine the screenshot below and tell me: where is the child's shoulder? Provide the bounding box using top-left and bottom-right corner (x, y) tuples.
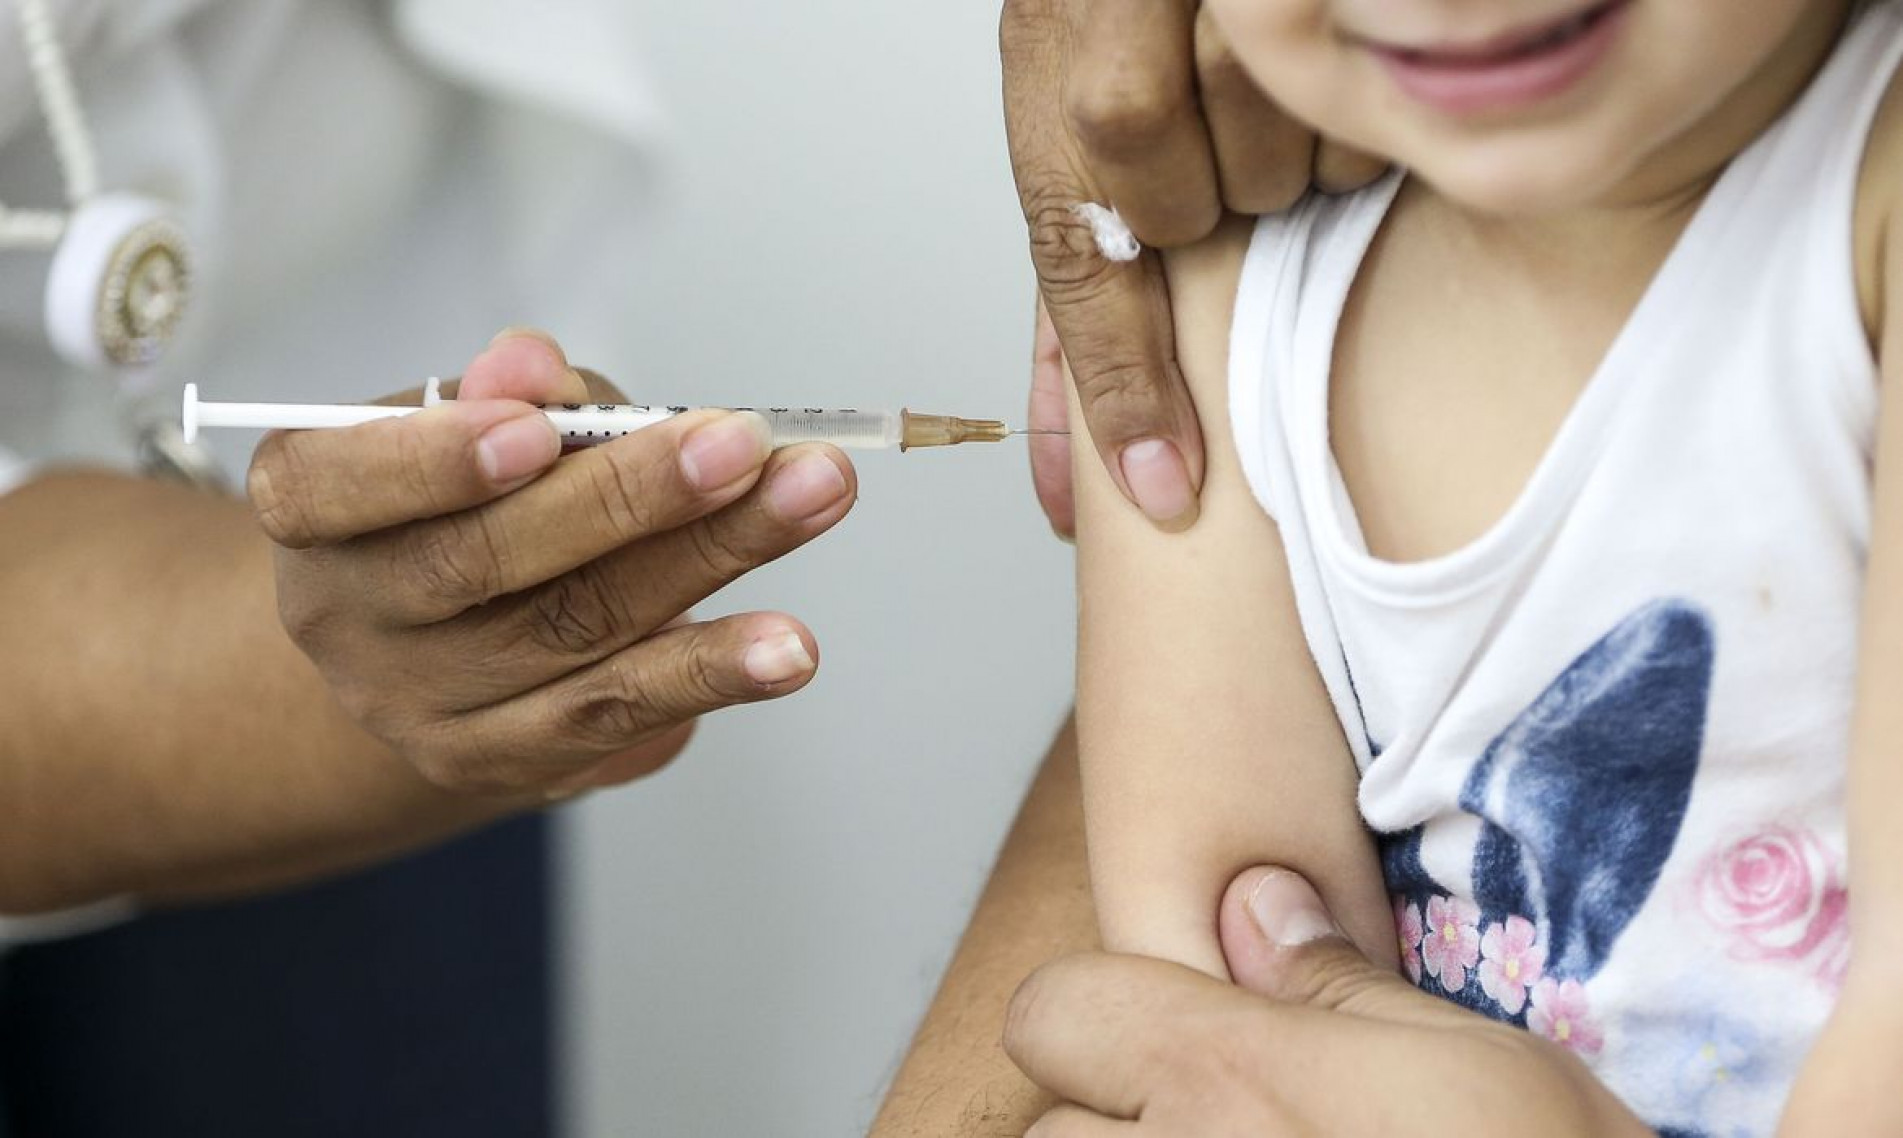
(1854, 58), (1903, 349)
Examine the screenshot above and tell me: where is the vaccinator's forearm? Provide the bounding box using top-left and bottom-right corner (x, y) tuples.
(0, 470), (514, 913)
(870, 715), (1096, 1137)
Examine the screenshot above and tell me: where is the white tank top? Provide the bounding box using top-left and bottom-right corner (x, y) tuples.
(1227, 8), (1903, 1134)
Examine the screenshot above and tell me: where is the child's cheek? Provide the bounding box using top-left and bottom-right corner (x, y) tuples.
(1204, 0), (1373, 140)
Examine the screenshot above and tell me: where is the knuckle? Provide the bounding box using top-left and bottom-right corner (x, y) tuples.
(392, 424), (450, 517)
(1285, 947), (1399, 1013)
(1070, 357), (1161, 420)
(525, 565), (634, 658)
(557, 650), (727, 750)
(1026, 198), (1127, 297)
(562, 684), (656, 749)
(247, 442), (320, 548)
(684, 520), (758, 582)
(680, 637), (746, 704)
(1066, 67), (1184, 160)
(407, 731), (537, 797)
(584, 452), (663, 538)
(404, 515), (506, 611)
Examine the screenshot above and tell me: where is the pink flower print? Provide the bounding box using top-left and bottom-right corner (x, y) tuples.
(1527, 978), (1603, 1057)
(1477, 916), (1547, 1015)
(1697, 825), (1849, 987)
(1395, 897), (1424, 984)
(1421, 895), (1480, 993)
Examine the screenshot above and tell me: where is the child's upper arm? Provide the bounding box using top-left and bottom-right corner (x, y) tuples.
(1069, 216), (1393, 977)
(1782, 69), (1903, 1136)
(1850, 78), (1903, 996)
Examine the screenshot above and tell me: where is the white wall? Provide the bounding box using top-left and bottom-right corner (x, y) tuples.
(557, 4), (1077, 1135)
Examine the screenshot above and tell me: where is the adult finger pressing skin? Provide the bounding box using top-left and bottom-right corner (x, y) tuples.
(1001, 868), (1650, 1134)
(252, 328), (857, 797)
(1002, 0), (1207, 532)
(1195, 9), (1386, 196)
(1191, 6), (1317, 214)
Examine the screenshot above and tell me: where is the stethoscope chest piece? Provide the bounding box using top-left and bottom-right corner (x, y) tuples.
(44, 192), (192, 371)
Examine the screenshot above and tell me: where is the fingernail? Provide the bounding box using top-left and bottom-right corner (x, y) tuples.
(477, 413), (561, 484)
(764, 453), (849, 522)
(490, 325), (562, 352)
(1246, 870), (1340, 947)
(744, 631), (814, 686)
(680, 412), (773, 491)
(1119, 439), (1199, 531)
(471, 328), (587, 400)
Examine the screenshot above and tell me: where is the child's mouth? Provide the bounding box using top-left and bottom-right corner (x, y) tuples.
(1363, 0), (1630, 116)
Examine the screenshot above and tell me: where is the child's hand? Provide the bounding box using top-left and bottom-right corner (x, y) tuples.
(245, 330), (856, 797)
(1006, 869), (1651, 1136)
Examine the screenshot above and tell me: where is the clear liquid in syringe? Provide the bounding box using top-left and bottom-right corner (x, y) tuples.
(546, 403), (902, 449)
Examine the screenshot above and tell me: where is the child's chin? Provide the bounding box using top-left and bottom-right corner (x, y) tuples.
(1414, 149), (1629, 219)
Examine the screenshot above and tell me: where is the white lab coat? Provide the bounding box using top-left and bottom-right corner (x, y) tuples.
(0, 0), (664, 936)
(0, 0), (665, 483)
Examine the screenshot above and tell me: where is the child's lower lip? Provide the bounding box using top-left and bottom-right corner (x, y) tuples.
(1368, 1), (1628, 116)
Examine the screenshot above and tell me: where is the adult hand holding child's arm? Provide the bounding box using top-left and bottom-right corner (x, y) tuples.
(1005, 867), (1652, 1135)
(1003, 0), (1384, 536)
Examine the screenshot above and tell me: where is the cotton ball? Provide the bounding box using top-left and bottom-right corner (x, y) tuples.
(1071, 202), (1141, 263)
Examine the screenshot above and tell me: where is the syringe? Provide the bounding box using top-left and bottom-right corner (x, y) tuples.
(181, 382), (1035, 452)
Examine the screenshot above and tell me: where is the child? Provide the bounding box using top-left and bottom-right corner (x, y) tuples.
(1070, 1), (1903, 1132)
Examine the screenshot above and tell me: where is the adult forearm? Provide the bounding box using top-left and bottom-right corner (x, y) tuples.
(0, 470), (514, 913)
(870, 715), (1096, 1138)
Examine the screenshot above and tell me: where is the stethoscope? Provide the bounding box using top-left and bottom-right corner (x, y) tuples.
(0, 0), (221, 486)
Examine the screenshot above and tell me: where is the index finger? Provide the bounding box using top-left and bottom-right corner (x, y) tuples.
(1063, 0), (1220, 248)
(1002, 0), (1206, 531)
(248, 329), (614, 549)
(1002, 953), (1205, 1120)
(1004, 952), (1446, 1128)
(248, 400), (559, 549)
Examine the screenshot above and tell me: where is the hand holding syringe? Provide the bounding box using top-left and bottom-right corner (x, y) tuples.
(215, 326), (1067, 800)
(183, 381), (1058, 451)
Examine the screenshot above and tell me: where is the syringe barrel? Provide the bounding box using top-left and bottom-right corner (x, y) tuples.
(182, 386), (913, 452)
(740, 408), (900, 449)
(549, 406), (901, 450)
(542, 404), (675, 444)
